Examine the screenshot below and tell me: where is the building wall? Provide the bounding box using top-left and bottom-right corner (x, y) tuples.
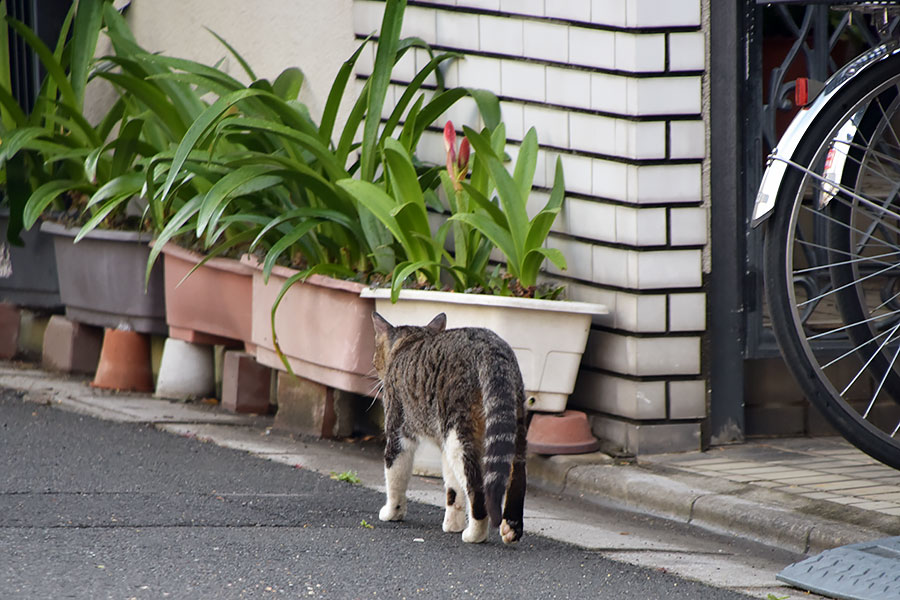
(117, 0), (359, 123)
(352, 0), (709, 454)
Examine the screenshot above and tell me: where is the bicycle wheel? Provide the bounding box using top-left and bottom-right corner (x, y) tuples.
(764, 50), (900, 469)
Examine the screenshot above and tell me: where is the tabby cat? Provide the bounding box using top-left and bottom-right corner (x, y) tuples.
(371, 311), (527, 544)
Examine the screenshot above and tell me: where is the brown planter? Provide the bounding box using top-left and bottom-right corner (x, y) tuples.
(241, 256), (375, 396)
(40, 222), (166, 335)
(157, 243), (254, 346)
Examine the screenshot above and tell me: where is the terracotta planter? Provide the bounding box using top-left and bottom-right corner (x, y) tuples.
(40, 222), (166, 335)
(526, 409), (600, 455)
(0, 213), (62, 309)
(92, 328), (154, 392)
(241, 256), (376, 396)
(157, 242), (254, 346)
(360, 288), (608, 412)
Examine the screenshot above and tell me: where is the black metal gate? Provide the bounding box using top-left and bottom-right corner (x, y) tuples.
(709, 0), (898, 444)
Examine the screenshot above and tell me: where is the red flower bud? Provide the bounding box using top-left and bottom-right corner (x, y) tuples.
(457, 137), (470, 172)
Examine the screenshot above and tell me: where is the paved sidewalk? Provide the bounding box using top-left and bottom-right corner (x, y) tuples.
(3, 360), (899, 561)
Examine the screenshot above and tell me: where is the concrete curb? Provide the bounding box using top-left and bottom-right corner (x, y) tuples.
(527, 454), (900, 555)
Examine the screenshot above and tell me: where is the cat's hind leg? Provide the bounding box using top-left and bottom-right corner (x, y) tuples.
(444, 430), (489, 543)
(500, 419), (528, 544)
(500, 455), (525, 544)
(441, 443), (466, 533)
(379, 435), (418, 522)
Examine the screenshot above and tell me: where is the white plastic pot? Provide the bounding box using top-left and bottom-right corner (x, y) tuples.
(359, 288), (608, 412)
(155, 338), (215, 400)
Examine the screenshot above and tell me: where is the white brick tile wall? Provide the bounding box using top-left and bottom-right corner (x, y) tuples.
(636, 249), (702, 288)
(523, 104), (569, 148)
(569, 27), (615, 71)
(668, 380), (707, 419)
(435, 10), (480, 49)
(479, 15), (524, 56)
(414, 47), (441, 87)
(633, 76), (702, 115)
(615, 32), (665, 72)
(439, 56), (460, 87)
(563, 281), (617, 327)
(591, 0), (627, 27)
(352, 0), (711, 413)
(591, 73), (627, 114)
(592, 158), (628, 201)
(545, 0), (592, 23)
(668, 32), (705, 72)
(569, 112), (616, 156)
(456, 0), (500, 9)
(571, 371), (667, 419)
(500, 59), (546, 102)
(554, 152), (593, 196)
(442, 95), (481, 131)
(591, 245), (628, 287)
(615, 205), (666, 246)
(585, 331), (701, 376)
(668, 292), (706, 331)
(616, 119), (666, 159)
(546, 235), (593, 281)
(616, 292), (666, 332)
(561, 197), (616, 242)
(392, 46), (418, 82)
(669, 120), (705, 159)
(500, 0), (544, 17)
(354, 1), (384, 36)
(634, 163), (701, 203)
(415, 128), (447, 166)
(402, 6), (438, 44)
(499, 101), (525, 140)
(545, 66), (592, 110)
(627, 0), (701, 28)
(523, 20), (569, 63)
(669, 206), (707, 245)
(457, 54), (502, 90)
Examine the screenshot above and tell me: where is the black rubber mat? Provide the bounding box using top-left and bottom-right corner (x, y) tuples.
(777, 536), (900, 600)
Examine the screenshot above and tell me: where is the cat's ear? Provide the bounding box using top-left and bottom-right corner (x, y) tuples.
(426, 313), (447, 333)
(372, 312), (393, 335)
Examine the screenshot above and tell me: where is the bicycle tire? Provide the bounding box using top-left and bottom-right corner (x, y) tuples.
(764, 50), (900, 469)
(827, 84), (900, 406)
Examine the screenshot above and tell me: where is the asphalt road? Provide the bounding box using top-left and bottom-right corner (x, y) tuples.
(0, 387), (756, 599)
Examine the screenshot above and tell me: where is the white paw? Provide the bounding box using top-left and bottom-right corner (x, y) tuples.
(442, 507), (466, 533)
(379, 501), (406, 522)
(461, 518), (489, 543)
(500, 519), (521, 545)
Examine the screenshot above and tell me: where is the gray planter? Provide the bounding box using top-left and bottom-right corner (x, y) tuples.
(40, 222), (166, 335)
(0, 213), (62, 309)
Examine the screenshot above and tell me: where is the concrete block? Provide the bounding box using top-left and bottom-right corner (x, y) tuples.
(221, 351), (272, 414)
(17, 309), (50, 359)
(41, 315), (103, 374)
(274, 371), (356, 439)
(0, 302), (19, 359)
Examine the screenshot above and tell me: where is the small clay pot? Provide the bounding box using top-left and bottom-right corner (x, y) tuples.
(527, 409), (600, 455)
(91, 328), (154, 392)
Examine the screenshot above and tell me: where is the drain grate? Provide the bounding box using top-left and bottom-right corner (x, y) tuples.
(777, 536), (900, 600)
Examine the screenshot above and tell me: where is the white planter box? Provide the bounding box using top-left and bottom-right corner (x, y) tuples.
(359, 288), (608, 412)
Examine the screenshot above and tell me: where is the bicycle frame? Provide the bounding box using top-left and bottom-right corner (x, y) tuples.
(751, 40), (900, 227)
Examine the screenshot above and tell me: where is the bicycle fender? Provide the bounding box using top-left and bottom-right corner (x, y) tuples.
(750, 40), (900, 228)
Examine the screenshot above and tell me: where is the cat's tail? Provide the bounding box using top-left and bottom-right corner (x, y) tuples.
(480, 363), (523, 528)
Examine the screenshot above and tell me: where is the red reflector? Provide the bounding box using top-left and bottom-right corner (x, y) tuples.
(795, 78), (809, 107)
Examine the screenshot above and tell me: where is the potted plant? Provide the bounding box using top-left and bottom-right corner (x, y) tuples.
(151, 0), (500, 394)
(344, 122), (608, 412)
